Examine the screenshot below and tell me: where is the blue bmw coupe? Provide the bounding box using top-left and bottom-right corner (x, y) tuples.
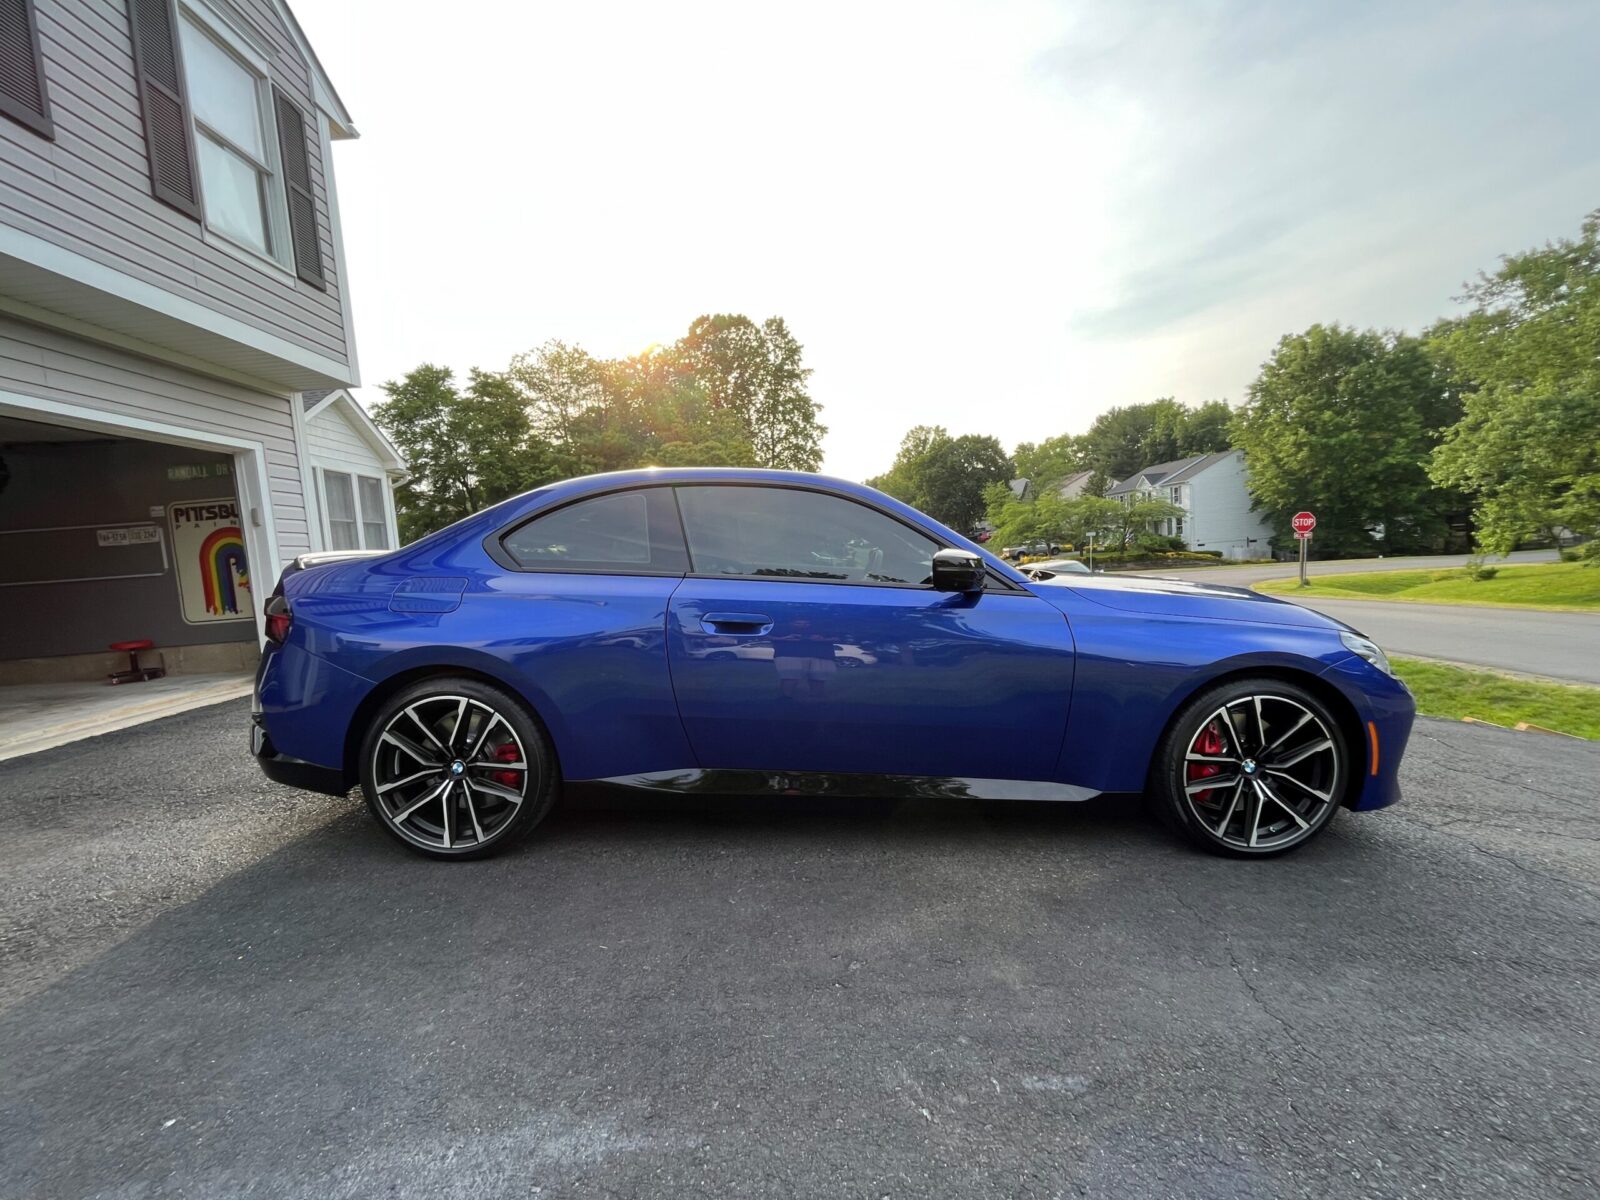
(252, 468), (1414, 860)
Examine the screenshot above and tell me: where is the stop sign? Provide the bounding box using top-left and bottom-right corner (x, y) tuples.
(1292, 511), (1317, 535)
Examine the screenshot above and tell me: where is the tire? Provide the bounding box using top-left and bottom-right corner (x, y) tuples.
(1150, 677), (1347, 857)
(357, 676), (558, 860)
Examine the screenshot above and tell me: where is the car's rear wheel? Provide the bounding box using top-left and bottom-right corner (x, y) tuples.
(358, 677), (557, 860)
(1152, 678), (1347, 857)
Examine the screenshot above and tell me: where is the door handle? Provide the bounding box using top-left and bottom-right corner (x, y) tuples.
(701, 613), (774, 636)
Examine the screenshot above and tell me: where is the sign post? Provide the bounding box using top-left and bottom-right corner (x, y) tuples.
(1292, 511), (1317, 587)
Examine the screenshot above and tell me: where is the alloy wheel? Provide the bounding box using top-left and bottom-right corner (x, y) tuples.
(1181, 693), (1341, 852)
(370, 695), (530, 852)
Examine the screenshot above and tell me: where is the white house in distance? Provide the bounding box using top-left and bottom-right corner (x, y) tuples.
(1108, 450), (1273, 560)
(0, 0), (360, 682)
(300, 389), (405, 552)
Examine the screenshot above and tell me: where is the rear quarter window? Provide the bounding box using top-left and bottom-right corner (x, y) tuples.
(499, 488), (688, 573)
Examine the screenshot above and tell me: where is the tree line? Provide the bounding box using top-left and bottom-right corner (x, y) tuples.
(869, 209), (1600, 561)
(373, 211), (1597, 563)
(372, 314), (825, 541)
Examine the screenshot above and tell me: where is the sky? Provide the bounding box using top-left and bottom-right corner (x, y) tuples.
(292, 0), (1600, 482)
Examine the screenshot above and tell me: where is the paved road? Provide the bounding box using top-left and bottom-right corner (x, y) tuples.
(1122, 549), (1555, 588)
(1284, 597), (1600, 685)
(1117, 551), (1600, 683)
(3, 700), (1598, 1199)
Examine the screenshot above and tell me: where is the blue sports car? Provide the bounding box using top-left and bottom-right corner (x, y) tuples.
(252, 468), (1414, 860)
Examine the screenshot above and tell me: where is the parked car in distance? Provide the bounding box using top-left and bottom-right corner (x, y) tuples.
(252, 468), (1414, 861)
(1020, 557), (1093, 580)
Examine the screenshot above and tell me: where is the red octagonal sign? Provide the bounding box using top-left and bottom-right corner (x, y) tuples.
(1292, 511), (1317, 535)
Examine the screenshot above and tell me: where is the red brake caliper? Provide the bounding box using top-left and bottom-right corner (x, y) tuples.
(1186, 721), (1225, 802)
(491, 741), (521, 788)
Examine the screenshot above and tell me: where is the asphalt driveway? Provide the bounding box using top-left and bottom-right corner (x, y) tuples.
(2, 699), (1597, 1199)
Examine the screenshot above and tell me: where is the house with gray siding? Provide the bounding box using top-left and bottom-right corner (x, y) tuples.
(0, 0), (358, 679)
(1108, 449), (1273, 560)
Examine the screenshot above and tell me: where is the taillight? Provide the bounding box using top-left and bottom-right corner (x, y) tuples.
(264, 594), (292, 644)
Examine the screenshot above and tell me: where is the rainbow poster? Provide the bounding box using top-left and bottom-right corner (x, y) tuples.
(168, 498), (253, 624)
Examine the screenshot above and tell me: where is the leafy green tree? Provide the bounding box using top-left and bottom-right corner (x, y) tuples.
(985, 487), (1123, 551)
(1112, 497), (1188, 552)
(1078, 398), (1234, 481)
(372, 365), (559, 540)
(1230, 324), (1459, 556)
(1429, 210), (1600, 558)
(869, 426), (1013, 531)
(1012, 432), (1086, 487)
(675, 315), (825, 471)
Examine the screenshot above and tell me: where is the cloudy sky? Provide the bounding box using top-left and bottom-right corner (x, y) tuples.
(294, 0), (1600, 481)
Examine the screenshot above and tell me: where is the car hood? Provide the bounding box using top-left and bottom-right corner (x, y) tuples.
(1032, 572), (1346, 630)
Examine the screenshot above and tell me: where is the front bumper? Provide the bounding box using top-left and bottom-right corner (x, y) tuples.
(251, 713), (349, 796)
(1319, 653), (1415, 812)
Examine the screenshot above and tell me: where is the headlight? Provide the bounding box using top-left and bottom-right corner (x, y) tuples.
(1340, 630), (1393, 676)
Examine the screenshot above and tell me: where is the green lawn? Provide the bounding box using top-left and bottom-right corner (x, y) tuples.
(1254, 562), (1600, 611)
(1393, 657), (1600, 740)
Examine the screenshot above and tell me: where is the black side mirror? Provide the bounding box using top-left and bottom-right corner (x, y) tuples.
(931, 548), (985, 593)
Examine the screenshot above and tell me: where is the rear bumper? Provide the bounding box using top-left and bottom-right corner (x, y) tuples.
(251, 713), (349, 796)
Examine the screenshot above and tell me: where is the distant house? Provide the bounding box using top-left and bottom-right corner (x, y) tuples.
(1005, 470), (1094, 503)
(1055, 470), (1094, 499)
(301, 390), (406, 552)
(1107, 450), (1272, 560)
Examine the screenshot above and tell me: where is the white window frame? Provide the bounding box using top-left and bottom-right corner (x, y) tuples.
(177, 0), (295, 277)
(318, 467), (392, 551)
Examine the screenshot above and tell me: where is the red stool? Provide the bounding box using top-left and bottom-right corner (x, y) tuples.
(108, 640), (166, 685)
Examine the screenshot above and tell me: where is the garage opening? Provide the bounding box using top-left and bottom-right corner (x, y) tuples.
(0, 415), (261, 686)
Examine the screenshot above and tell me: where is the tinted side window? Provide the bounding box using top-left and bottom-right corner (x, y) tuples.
(502, 489), (687, 573)
(676, 486), (939, 585)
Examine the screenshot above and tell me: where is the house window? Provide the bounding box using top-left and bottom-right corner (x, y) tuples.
(177, 8), (290, 265)
(1170, 486), (1184, 506)
(323, 470), (389, 551)
(358, 476), (389, 549)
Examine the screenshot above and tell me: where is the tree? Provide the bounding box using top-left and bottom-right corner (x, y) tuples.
(984, 486), (1123, 551)
(1230, 324), (1459, 556)
(1078, 398), (1234, 481)
(868, 426), (1013, 532)
(675, 315), (825, 471)
(1429, 210), (1600, 558)
(1012, 432), (1086, 487)
(372, 365), (560, 540)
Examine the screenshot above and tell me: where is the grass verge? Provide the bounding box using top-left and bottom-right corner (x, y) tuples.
(1393, 656), (1600, 740)
(1254, 562), (1599, 611)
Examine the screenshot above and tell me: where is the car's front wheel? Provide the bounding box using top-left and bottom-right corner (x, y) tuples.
(1151, 678), (1348, 857)
(358, 676), (557, 860)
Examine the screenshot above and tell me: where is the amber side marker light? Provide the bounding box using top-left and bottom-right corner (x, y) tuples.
(1367, 721), (1380, 776)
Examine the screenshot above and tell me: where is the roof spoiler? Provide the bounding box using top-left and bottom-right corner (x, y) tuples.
(267, 548), (387, 603)
(290, 549), (387, 572)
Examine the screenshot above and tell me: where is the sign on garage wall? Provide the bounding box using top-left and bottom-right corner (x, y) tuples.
(168, 499), (252, 624)
(95, 525), (161, 547)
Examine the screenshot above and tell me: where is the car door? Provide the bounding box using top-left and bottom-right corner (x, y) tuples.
(665, 484), (1076, 782)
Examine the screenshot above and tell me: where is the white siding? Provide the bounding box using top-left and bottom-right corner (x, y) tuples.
(0, 314), (310, 559)
(306, 400), (398, 550)
(1185, 450), (1274, 560)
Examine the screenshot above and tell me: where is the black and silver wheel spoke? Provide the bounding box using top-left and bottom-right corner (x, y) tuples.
(1181, 693), (1340, 851)
(371, 695), (529, 852)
